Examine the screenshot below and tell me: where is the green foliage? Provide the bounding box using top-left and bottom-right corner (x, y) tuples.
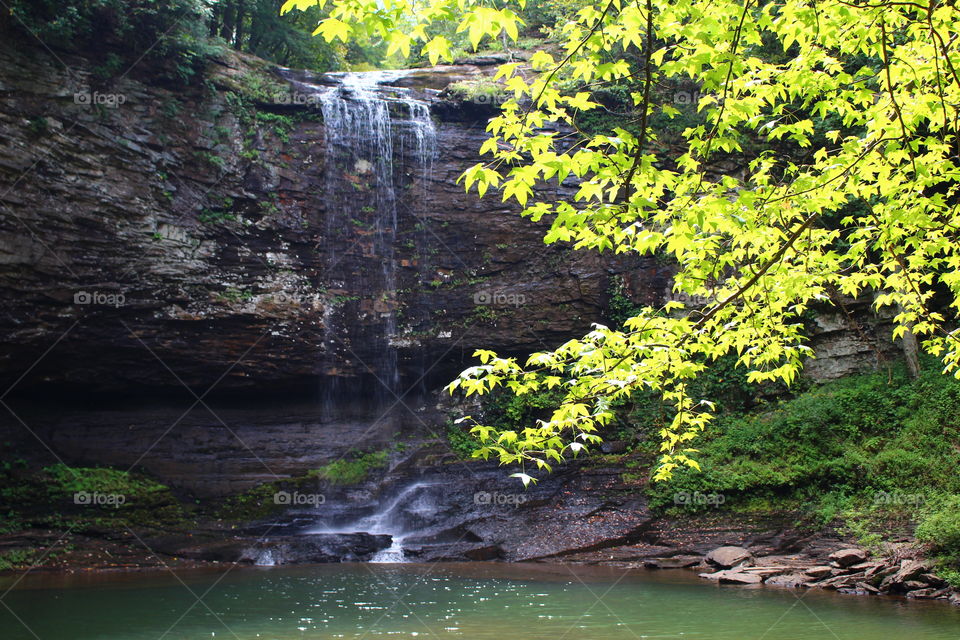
(0, 549), (40, 572)
(2, 464), (192, 530)
(936, 567), (960, 589)
(917, 495), (960, 557)
(26, 117), (49, 137)
(643, 365), (960, 521)
(447, 421), (481, 459)
(8, 0), (218, 83)
(482, 386), (566, 432)
(216, 482), (285, 521)
(446, 80), (508, 104)
(605, 275), (640, 328)
(309, 450), (389, 485)
(194, 151), (226, 170)
(217, 287), (253, 302)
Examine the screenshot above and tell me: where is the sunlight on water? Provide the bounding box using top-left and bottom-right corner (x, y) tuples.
(2, 563), (959, 639)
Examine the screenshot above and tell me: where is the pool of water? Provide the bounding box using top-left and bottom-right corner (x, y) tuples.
(2, 563), (958, 639)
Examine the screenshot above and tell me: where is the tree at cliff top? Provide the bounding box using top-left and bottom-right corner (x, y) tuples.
(3, 0), (366, 77)
(283, 0), (960, 482)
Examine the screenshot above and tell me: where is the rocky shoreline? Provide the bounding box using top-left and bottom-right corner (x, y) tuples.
(644, 544), (960, 603)
(4, 524), (959, 609)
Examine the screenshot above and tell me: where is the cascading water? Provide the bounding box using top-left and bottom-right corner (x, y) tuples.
(275, 68), (439, 561)
(306, 481), (439, 563)
(281, 69), (437, 409)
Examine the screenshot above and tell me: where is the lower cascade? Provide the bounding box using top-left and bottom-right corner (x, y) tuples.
(306, 481), (439, 563)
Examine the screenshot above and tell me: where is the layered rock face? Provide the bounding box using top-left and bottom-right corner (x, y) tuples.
(0, 39), (661, 489)
(0, 42), (659, 399)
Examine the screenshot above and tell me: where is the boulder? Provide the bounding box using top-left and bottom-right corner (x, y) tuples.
(701, 569), (763, 585)
(740, 567), (788, 578)
(920, 573), (947, 588)
(855, 582), (880, 594)
(880, 559), (928, 591)
(718, 571), (764, 585)
(828, 548), (868, 567)
(766, 573), (812, 588)
(463, 544), (504, 561)
(705, 546), (752, 568)
(804, 566), (833, 579)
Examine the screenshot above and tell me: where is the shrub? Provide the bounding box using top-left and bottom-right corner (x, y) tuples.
(447, 421), (481, 459)
(645, 362), (960, 517)
(916, 495), (960, 556)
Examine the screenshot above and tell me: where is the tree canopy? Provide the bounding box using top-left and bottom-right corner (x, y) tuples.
(282, 0), (960, 482)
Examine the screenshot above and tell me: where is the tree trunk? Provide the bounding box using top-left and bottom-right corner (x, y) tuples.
(901, 322), (921, 379)
(219, 0), (236, 42)
(233, 0), (248, 49)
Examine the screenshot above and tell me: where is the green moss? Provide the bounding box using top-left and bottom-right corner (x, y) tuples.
(446, 80), (508, 105)
(44, 464), (168, 498)
(216, 482), (286, 521)
(308, 450), (389, 485)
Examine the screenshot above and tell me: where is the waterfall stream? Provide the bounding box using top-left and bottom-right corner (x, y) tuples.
(277, 69), (439, 561)
(282, 69), (437, 408)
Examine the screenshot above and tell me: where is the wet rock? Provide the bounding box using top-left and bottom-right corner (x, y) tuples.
(828, 548), (868, 567)
(242, 533), (393, 564)
(599, 440), (629, 454)
(0, 40), (660, 400)
(705, 546), (752, 569)
(920, 573), (947, 588)
(740, 567), (788, 578)
(463, 544), (504, 561)
(167, 533), (391, 564)
(644, 556), (702, 569)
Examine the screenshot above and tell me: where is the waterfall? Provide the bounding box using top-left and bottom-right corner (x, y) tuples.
(282, 69), (437, 408)
(305, 480), (439, 563)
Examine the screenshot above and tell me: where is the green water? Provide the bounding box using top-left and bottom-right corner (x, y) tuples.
(1, 563), (958, 639)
